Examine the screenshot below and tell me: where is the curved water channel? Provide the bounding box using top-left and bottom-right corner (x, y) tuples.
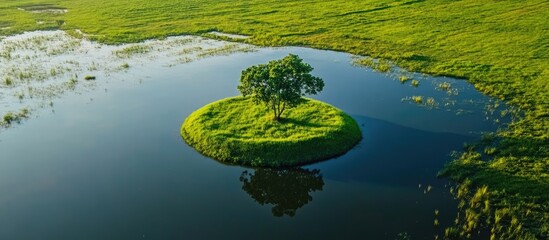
(0, 32), (509, 239)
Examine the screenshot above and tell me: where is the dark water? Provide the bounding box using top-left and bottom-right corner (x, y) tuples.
(0, 47), (505, 239)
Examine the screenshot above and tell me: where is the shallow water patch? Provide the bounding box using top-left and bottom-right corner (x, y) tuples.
(0, 30), (257, 129)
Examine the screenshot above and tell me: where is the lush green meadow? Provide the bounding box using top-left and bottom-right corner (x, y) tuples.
(181, 97), (361, 167)
(1, 0), (547, 238)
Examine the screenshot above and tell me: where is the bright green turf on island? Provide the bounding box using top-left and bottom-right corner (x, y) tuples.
(181, 97), (362, 167)
(1, 0), (548, 238)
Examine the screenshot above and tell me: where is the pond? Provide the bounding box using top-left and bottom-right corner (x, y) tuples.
(0, 32), (508, 239)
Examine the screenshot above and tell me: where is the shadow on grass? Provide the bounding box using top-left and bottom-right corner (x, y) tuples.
(279, 117), (333, 128)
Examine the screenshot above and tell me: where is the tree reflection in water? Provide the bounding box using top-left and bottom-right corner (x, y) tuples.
(239, 168), (324, 217)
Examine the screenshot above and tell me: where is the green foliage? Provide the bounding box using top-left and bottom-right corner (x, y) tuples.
(1, 108), (29, 127)
(399, 76), (410, 83)
(374, 59), (392, 72)
(438, 82), (452, 91)
(444, 179), (541, 240)
(3, 77), (13, 86)
(440, 150), (549, 239)
(181, 97), (362, 167)
(238, 54), (324, 120)
(1, 0), (547, 236)
(113, 44), (152, 58)
(67, 77), (77, 88)
(411, 95), (423, 104)
(355, 58), (392, 72)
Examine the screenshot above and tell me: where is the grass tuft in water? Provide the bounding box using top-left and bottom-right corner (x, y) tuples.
(438, 82), (452, 91)
(399, 76), (410, 83)
(113, 45), (152, 58)
(1, 108), (30, 127)
(3, 77), (13, 86)
(354, 57), (392, 72)
(412, 96), (423, 104)
(84, 75), (96, 80)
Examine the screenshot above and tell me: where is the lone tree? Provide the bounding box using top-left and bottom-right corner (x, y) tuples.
(237, 54), (324, 121)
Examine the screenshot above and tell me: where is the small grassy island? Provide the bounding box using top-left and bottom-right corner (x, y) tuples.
(181, 96), (361, 167)
(181, 54), (361, 167)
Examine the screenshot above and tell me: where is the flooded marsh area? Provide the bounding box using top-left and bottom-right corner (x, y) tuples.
(0, 31), (510, 239)
(0, 31), (255, 128)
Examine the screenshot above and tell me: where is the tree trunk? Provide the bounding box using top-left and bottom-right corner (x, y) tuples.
(272, 101), (278, 121)
(273, 101), (286, 121)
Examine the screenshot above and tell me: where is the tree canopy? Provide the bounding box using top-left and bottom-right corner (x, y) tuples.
(237, 54), (324, 120)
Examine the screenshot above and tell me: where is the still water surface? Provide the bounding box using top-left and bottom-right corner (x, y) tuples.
(0, 46), (505, 239)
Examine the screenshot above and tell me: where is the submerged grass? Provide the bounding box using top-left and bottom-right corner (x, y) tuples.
(0, 31), (255, 131)
(113, 44), (151, 58)
(1, 108), (29, 127)
(181, 97), (362, 167)
(1, 0), (548, 237)
(399, 76), (410, 84)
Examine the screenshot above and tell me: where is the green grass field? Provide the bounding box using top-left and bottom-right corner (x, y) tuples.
(181, 97), (361, 167)
(1, 0), (547, 238)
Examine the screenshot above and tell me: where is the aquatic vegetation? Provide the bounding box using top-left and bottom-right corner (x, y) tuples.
(16, 92), (24, 100)
(195, 43), (255, 58)
(411, 79), (420, 87)
(1, 108), (29, 127)
(438, 82), (452, 91)
(84, 75), (96, 80)
(113, 45), (152, 58)
(375, 60), (392, 72)
(437, 81), (459, 95)
(181, 97), (362, 167)
(395, 232), (411, 240)
(440, 157), (547, 239)
(179, 46), (203, 55)
(67, 77), (78, 89)
(426, 97), (436, 107)
(412, 96), (423, 104)
(402, 95), (440, 109)
(354, 57), (374, 68)
(87, 62), (98, 71)
(399, 76), (410, 83)
(1, 0), (547, 236)
(0, 31), (255, 129)
(353, 57), (392, 72)
(3, 77), (12, 86)
(423, 184), (433, 194)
